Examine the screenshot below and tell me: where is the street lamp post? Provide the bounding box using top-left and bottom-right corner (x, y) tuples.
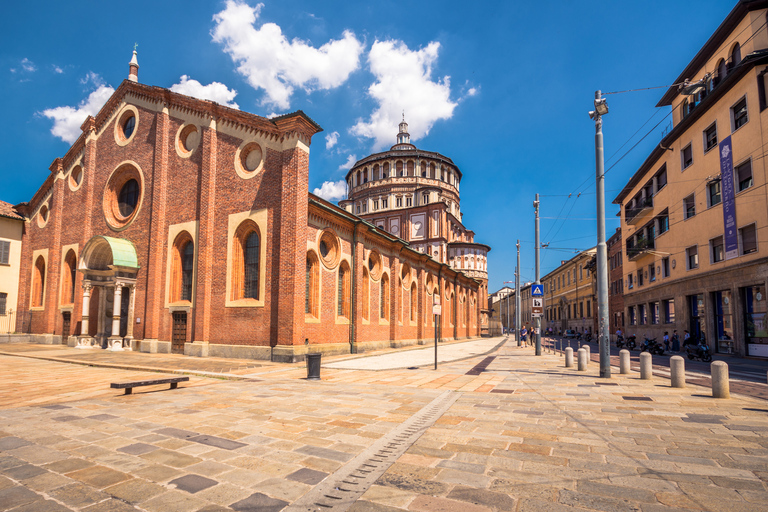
(503, 280), (514, 337)
(589, 90), (611, 378)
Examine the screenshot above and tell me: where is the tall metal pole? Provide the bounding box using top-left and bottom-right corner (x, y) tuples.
(593, 90), (611, 378)
(515, 241), (521, 347)
(534, 195), (541, 356)
(503, 280), (514, 337)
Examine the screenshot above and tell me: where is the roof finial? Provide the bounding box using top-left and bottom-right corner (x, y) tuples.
(402, 110), (405, 122)
(128, 45), (139, 83)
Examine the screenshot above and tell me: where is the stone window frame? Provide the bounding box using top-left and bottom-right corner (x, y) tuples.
(234, 139), (265, 180)
(731, 95), (749, 132)
(226, 209), (267, 308)
(175, 123), (200, 159)
(103, 161), (145, 232)
(410, 281), (417, 324)
(380, 272), (390, 324)
(59, 246), (78, 308)
(165, 221), (199, 308)
(362, 267), (371, 323)
(703, 122), (718, 154)
(114, 104), (140, 147)
(36, 201), (50, 229)
(68, 163), (84, 192)
(305, 250), (320, 322)
(171, 231), (195, 304)
(337, 260), (351, 323)
(30, 249), (48, 310)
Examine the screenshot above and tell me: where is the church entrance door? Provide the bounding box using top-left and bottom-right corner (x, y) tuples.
(172, 312), (187, 354)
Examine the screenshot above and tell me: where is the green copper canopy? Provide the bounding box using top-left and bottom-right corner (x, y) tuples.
(81, 236), (139, 271)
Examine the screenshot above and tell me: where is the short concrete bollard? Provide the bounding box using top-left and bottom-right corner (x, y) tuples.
(711, 360), (730, 398)
(640, 352), (652, 380)
(577, 348), (587, 371)
(670, 355), (686, 388)
(583, 344), (590, 360)
(620, 349), (630, 374)
(565, 347), (574, 368)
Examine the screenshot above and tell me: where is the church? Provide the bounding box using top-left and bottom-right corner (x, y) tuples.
(12, 51), (487, 362)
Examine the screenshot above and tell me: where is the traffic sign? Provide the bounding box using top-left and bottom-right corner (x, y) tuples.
(433, 304), (442, 316)
(531, 284), (544, 297)
(532, 297), (543, 316)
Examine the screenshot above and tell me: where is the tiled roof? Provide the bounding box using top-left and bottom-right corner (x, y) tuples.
(0, 200), (23, 221)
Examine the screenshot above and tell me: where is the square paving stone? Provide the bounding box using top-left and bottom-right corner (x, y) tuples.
(295, 445), (354, 462)
(7, 445), (69, 465)
(87, 414), (120, 421)
(188, 435), (247, 451)
(140, 449), (201, 468)
(104, 478), (166, 504)
(23, 471), (74, 493)
(52, 415), (83, 422)
(39, 404), (70, 410)
(682, 414), (727, 424)
(82, 498), (143, 512)
(230, 492), (289, 512)
(169, 474), (218, 494)
(118, 443), (159, 455)
(0, 486), (41, 509)
(68, 465), (132, 488)
(286, 467), (328, 485)
(0, 455), (25, 470)
(154, 427), (199, 439)
(8, 498), (72, 512)
(44, 458), (95, 474)
(0, 436), (32, 451)
(49, 482), (110, 507)
(3, 464), (48, 480)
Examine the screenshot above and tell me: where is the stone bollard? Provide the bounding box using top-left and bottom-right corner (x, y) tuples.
(640, 352), (652, 380)
(584, 344), (590, 361)
(565, 347), (574, 368)
(711, 361), (730, 398)
(670, 355), (686, 388)
(577, 348), (587, 371)
(620, 349), (630, 374)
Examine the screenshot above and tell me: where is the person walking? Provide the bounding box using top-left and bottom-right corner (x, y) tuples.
(671, 330), (680, 352)
(663, 331), (670, 352)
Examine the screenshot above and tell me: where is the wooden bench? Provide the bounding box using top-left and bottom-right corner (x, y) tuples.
(110, 376), (189, 395)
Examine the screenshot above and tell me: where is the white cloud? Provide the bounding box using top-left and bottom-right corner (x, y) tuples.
(41, 84), (114, 144)
(52, 65), (64, 74)
(351, 40), (457, 150)
(338, 154), (357, 171)
(211, 0), (364, 109)
(467, 87), (478, 96)
(313, 180), (347, 201)
(80, 71), (105, 88)
(21, 58), (36, 72)
(325, 131), (339, 150)
(170, 75), (239, 109)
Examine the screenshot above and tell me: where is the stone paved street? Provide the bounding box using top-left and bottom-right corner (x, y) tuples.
(0, 337), (767, 511)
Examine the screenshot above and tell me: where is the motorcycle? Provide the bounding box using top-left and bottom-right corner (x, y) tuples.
(576, 332), (582, 341)
(625, 334), (637, 350)
(616, 334), (625, 349)
(640, 336), (664, 355)
(584, 333), (592, 343)
(686, 343), (713, 362)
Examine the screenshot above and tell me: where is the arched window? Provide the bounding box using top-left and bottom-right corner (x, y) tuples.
(356, 170), (361, 186)
(172, 233), (194, 302)
(410, 282), (417, 322)
(715, 58), (727, 86)
(337, 262), (351, 318)
(397, 161), (403, 176)
(407, 161), (414, 176)
(306, 251), (319, 317)
(362, 268), (370, 320)
(62, 250), (77, 305)
(450, 293), (456, 326)
(232, 222), (260, 301)
(380, 274), (389, 320)
(731, 43), (741, 67)
(383, 162), (389, 178)
(398, 277), (403, 322)
(32, 256), (45, 308)
(373, 164), (380, 180)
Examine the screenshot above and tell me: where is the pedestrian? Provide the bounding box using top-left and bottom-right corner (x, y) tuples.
(671, 330), (680, 352)
(663, 331), (670, 352)
(683, 330), (694, 348)
(520, 326), (527, 344)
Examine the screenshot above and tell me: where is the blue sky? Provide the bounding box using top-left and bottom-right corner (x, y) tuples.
(0, 0), (735, 290)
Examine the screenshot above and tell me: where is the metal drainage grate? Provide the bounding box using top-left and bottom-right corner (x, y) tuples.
(285, 390), (460, 512)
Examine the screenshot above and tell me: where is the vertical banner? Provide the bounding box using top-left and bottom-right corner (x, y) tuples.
(719, 136), (738, 259)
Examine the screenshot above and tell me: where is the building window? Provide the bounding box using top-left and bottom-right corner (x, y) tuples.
(410, 283), (417, 322)
(305, 252), (319, 317)
(180, 240), (194, 301)
(362, 268), (370, 321)
(406, 197), (412, 207)
(118, 179), (139, 217)
(649, 264), (656, 282)
(650, 302), (659, 324)
(62, 250), (77, 305)
(707, 180), (721, 207)
(732, 97), (748, 131)
(704, 123), (718, 153)
(710, 236), (724, 263)
(736, 160), (752, 192)
(373, 200), (379, 211)
(32, 256), (45, 308)
(628, 273), (633, 289)
(0, 292), (6, 315)
(658, 212), (669, 234)
(663, 299), (675, 323)
(232, 222), (261, 301)
(396, 197), (402, 207)
(380, 274), (389, 320)
(681, 144), (693, 170)
(356, 205), (361, 214)
(638, 304), (647, 325)
(684, 194), (696, 219)
(662, 257), (670, 278)
(656, 165), (667, 190)
(338, 263), (350, 318)
(0, 240), (9, 265)
(740, 224), (757, 254)
(586, 300), (591, 317)
(732, 42), (742, 66)
(686, 246), (699, 270)
(637, 269), (644, 287)
(629, 306), (636, 325)
(382, 198), (388, 208)
(422, 193), (429, 204)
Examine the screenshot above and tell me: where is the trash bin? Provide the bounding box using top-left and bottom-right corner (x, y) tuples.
(306, 353), (321, 380)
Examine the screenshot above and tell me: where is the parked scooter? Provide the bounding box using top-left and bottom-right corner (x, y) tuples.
(686, 341), (713, 362)
(584, 333), (593, 343)
(616, 334), (626, 349)
(625, 334), (637, 350)
(576, 332), (583, 341)
(640, 336), (665, 355)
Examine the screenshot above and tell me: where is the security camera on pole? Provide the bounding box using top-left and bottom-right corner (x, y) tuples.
(589, 91), (611, 378)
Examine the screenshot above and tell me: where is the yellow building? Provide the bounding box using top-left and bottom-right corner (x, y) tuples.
(613, 0), (768, 356)
(0, 201), (24, 335)
(542, 248), (597, 336)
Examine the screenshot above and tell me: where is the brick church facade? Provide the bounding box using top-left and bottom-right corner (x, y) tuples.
(12, 52), (485, 361)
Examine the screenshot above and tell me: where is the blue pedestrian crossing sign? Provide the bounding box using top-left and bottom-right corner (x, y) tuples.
(531, 284), (544, 297)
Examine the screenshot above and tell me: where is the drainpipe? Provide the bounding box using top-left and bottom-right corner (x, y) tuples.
(350, 220), (361, 353)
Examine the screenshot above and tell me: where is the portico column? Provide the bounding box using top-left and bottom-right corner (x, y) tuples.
(80, 282), (92, 336)
(111, 284), (123, 337)
(126, 284), (136, 340)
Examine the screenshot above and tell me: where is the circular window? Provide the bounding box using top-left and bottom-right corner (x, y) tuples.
(176, 124), (200, 157)
(235, 141), (264, 179)
(37, 204), (49, 228)
(114, 106), (139, 146)
(104, 162), (144, 231)
(69, 165), (83, 191)
(368, 251), (382, 280)
(318, 230), (340, 269)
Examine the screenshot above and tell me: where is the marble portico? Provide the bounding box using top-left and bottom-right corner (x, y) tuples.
(76, 236), (139, 351)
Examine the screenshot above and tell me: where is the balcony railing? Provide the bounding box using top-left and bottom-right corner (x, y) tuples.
(625, 196), (653, 225)
(627, 237), (654, 261)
